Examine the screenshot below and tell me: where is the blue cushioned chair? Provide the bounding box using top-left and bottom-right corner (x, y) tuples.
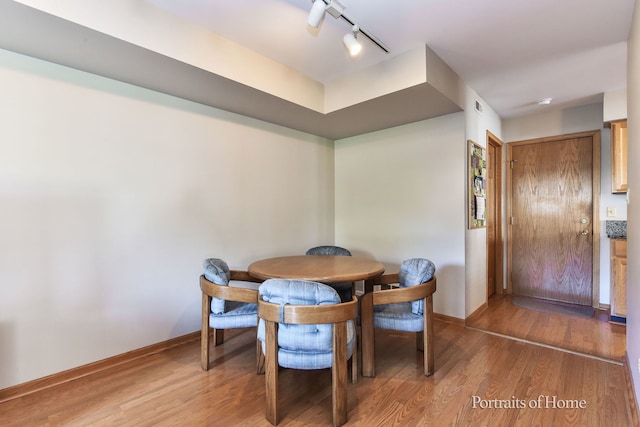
(257, 279), (358, 427)
(305, 245), (354, 302)
(360, 258), (436, 377)
(200, 258), (264, 371)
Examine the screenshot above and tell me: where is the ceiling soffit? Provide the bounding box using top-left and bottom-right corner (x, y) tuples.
(0, 1), (463, 140)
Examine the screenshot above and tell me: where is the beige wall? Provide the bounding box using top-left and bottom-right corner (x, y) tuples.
(604, 88), (628, 122)
(335, 113), (467, 319)
(333, 86), (501, 321)
(503, 102), (604, 142)
(464, 87), (502, 317)
(0, 48), (335, 389)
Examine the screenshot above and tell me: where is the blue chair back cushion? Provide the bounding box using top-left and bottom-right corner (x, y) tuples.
(203, 258), (230, 314)
(305, 246), (352, 256)
(399, 258), (435, 315)
(305, 246), (353, 302)
(257, 279), (355, 370)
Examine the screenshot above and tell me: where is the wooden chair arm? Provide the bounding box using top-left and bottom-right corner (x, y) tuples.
(364, 272), (399, 292)
(362, 278), (436, 306)
(376, 273), (400, 286)
(365, 273), (399, 286)
(200, 275), (258, 304)
(230, 270), (263, 283)
(258, 296), (358, 325)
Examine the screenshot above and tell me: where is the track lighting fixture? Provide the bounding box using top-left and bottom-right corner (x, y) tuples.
(307, 0), (326, 28)
(343, 25), (362, 56)
(306, 0), (390, 55)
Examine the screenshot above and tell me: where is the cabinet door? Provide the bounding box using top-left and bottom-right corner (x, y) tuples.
(611, 120), (627, 193)
(611, 239), (627, 319)
(611, 257), (627, 317)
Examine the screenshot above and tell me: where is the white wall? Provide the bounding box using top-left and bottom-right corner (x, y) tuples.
(333, 89), (501, 321)
(599, 125), (630, 305)
(503, 102), (604, 142)
(464, 88), (502, 317)
(626, 0), (640, 408)
(503, 102), (621, 306)
(604, 89), (628, 122)
(0, 48), (335, 389)
(334, 113), (466, 319)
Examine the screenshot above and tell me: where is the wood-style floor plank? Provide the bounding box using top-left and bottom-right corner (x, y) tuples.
(466, 294), (626, 362)
(1, 313), (636, 426)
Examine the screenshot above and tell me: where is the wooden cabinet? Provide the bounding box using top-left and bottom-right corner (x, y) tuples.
(611, 119), (627, 193)
(610, 238), (627, 322)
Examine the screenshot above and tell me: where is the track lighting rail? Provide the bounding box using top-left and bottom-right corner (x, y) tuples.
(338, 13), (389, 53)
(308, 0), (390, 54)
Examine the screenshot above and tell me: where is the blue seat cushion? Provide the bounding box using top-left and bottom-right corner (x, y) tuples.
(257, 279), (355, 370)
(209, 301), (258, 329)
(374, 302), (424, 332)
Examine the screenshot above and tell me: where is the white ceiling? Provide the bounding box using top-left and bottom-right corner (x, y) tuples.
(147, 0), (634, 119)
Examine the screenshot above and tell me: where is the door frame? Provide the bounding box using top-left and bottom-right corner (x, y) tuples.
(506, 130), (601, 307)
(486, 131), (504, 298)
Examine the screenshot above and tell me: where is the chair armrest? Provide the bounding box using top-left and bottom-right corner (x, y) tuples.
(230, 270), (264, 283)
(369, 278), (436, 306)
(369, 273), (400, 286)
(379, 273), (400, 286)
(200, 275), (258, 304)
(364, 272), (399, 292)
(258, 296), (358, 325)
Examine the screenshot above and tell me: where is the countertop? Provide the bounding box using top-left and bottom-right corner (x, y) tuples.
(605, 220), (627, 239)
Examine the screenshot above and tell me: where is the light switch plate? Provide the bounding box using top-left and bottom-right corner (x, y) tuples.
(607, 207), (617, 217)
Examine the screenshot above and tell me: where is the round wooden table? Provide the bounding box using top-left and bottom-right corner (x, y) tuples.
(248, 255), (385, 284)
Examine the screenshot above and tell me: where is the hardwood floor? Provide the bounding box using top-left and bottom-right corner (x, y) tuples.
(2, 314), (636, 426)
(467, 294), (627, 363)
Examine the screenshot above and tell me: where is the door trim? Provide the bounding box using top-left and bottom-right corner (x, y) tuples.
(506, 130), (601, 307)
(486, 131), (504, 297)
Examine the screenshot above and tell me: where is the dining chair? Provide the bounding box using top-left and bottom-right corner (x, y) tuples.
(305, 245), (354, 302)
(200, 258), (264, 371)
(360, 258), (437, 377)
(257, 278), (358, 427)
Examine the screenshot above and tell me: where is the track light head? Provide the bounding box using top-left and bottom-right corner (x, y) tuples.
(307, 1), (389, 56)
(343, 25), (362, 56)
(307, 0), (326, 28)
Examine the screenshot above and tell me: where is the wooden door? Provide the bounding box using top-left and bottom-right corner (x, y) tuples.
(486, 133), (503, 298)
(509, 133), (595, 305)
(487, 143), (496, 297)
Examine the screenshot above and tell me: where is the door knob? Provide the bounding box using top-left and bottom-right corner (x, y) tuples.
(581, 229), (590, 235)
